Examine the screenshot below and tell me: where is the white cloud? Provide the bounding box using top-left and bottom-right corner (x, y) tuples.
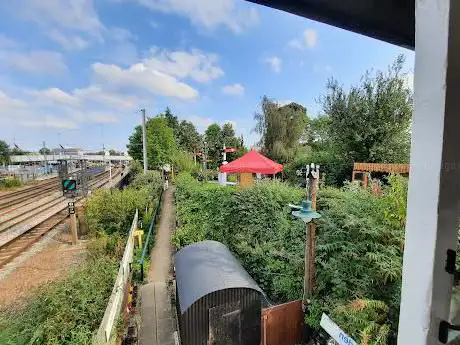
(264, 56), (282, 73)
(0, 91), (27, 113)
(69, 109), (118, 124)
(19, 0), (104, 37)
(288, 28), (318, 50)
(30, 87), (79, 107)
(186, 115), (213, 131)
(89, 48), (223, 100)
(145, 48), (224, 83)
(48, 30), (89, 50)
(222, 83), (244, 96)
(20, 116), (78, 129)
(92, 62), (199, 99)
(133, 0), (258, 33)
(0, 50), (67, 76)
(73, 86), (141, 109)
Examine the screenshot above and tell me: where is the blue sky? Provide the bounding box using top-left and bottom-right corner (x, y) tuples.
(0, 0), (414, 152)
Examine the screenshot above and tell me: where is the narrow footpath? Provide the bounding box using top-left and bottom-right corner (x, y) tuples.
(139, 186), (177, 345)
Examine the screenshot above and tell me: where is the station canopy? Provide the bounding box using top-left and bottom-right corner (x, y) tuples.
(219, 150), (283, 175)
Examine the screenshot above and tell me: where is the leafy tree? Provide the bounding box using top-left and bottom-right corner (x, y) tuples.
(177, 120), (201, 153)
(39, 147), (51, 155)
(127, 116), (177, 169)
(221, 122), (242, 162)
(0, 140), (9, 165)
(163, 107), (179, 136)
(319, 55), (412, 168)
(254, 97), (308, 163)
(108, 149), (122, 155)
(204, 123), (223, 168)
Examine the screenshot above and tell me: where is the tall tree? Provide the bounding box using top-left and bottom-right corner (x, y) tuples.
(39, 147), (51, 155)
(254, 97), (308, 162)
(204, 123), (222, 168)
(0, 140), (9, 165)
(163, 107), (179, 136)
(127, 116), (177, 169)
(320, 55), (412, 165)
(177, 120), (201, 153)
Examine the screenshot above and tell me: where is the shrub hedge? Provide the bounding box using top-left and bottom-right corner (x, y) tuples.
(173, 173), (408, 344)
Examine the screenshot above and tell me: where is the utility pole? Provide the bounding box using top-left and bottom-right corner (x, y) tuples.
(42, 141), (49, 174)
(140, 108), (148, 174)
(203, 141), (208, 180)
(305, 163), (320, 300)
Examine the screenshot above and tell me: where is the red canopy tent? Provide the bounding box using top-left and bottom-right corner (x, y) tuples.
(219, 150), (283, 174)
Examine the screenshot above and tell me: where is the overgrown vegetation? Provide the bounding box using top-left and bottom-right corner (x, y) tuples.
(0, 238), (122, 345)
(173, 173), (408, 344)
(258, 55), (413, 186)
(85, 171), (162, 236)
(0, 170), (163, 344)
(0, 176), (22, 190)
(172, 173), (305, 301)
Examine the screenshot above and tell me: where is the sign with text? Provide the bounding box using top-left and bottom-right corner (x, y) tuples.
(320, 313), (357, 345)
(68, 201), (75, 215)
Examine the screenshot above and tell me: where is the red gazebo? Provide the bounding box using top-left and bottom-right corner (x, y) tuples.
(219, 150), (283, 185)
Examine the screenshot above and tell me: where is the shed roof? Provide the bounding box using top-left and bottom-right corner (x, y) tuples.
(174, 240), (263, 313)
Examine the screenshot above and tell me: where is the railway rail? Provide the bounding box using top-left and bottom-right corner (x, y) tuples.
(0, 169), (123, 268)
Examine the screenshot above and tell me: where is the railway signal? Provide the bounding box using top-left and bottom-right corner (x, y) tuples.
(62, 179), (77, 192)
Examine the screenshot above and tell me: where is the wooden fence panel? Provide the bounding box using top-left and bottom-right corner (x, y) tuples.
(261, 300), (303, 345)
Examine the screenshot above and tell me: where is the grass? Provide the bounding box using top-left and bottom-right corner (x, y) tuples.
(0, 176), (22, 190)
(0, 238), (122, 345)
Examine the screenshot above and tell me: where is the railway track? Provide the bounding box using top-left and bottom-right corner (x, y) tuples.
(0, 211), (68, 268)
(0, 179), (59, 211)
(0, 169), (122, 268)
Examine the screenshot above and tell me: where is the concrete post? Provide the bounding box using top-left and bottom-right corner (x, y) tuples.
(398, 1), (460, 344)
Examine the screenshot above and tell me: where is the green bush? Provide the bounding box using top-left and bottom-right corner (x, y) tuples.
(85, 188), (149, 235)
(173, 173), (305, 301)
(0, 253), (118, 345)
(174, 173), (408, 344)
(85, 171), (163, 236)
(307, 177), (407, 343)
(0, 176), (21, 189)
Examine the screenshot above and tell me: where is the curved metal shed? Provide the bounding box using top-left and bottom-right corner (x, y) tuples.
(174, 240), (263, 345)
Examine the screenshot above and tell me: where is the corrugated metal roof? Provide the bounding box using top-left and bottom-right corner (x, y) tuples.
(174, 240), (263, 313)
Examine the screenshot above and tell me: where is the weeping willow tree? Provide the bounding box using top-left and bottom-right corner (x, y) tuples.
(253, 97), (308, 162)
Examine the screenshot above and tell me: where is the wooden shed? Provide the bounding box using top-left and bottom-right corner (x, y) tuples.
(174, 241), (263, 345)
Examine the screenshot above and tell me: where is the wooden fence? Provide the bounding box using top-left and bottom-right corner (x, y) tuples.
(93, 209), (138, 344)
(261, 300), (303, 345)
(353, 162), (410, 174)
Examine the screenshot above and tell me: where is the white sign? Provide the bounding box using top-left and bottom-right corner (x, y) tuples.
(320, 313), (357, 345)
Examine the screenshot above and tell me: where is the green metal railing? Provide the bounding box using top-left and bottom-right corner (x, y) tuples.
(138, 188), (164, 281)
